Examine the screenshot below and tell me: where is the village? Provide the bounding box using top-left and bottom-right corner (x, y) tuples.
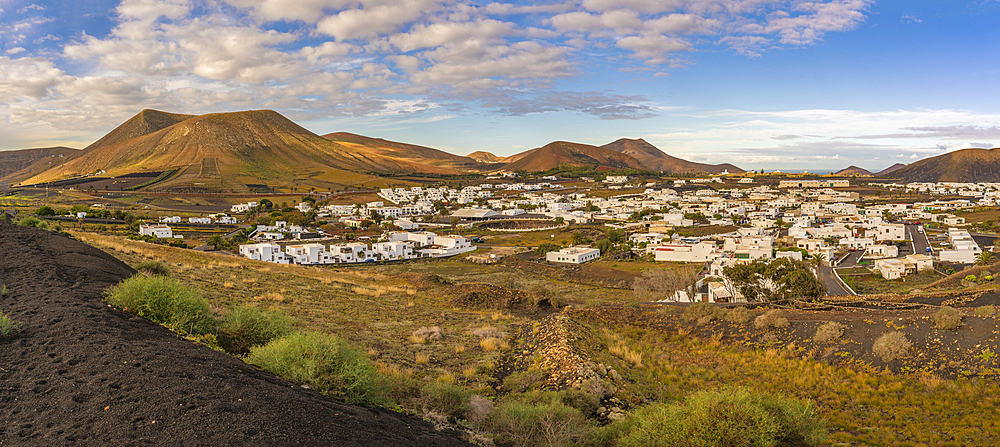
(120, 175), (1000, 304)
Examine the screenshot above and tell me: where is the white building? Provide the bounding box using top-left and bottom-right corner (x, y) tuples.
(285, 243), (332, 265)
(546, 246), (601, 264)
(652, 241), (722, 263)
(866, 244), (899, 259)
(239, 243), (289, 264)
(189, 217), (212, 224)
(939, 228), (981, 264)
(231, 202), (258, 213)
(873, 223), (906, 242)
(139, 224), (176, 239)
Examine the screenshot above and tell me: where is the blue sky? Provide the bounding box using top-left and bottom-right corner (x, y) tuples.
(2, 0), (1000, 172)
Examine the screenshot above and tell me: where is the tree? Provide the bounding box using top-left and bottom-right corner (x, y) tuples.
(554, 216), (565, 225)
(571, 231), (588, 246)
(450, 217), (459, 231)
(258, 199), (274, 210)
(208, 234), (226, 251)
(976, 251), (995, 266)
(35, 206), (55, 216)
(723, 258), (826, 302)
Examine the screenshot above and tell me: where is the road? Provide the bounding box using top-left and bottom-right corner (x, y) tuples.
(819, 265), (856, 296)
(906, 224), (931, 255)
(835, 250), (864, 268)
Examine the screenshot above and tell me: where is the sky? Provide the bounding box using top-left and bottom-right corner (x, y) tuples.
(2, 0), (1000, 172)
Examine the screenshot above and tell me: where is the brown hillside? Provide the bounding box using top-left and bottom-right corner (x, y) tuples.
(322, 132), (482, 173)
(601, 138), (743, 174)
(880, 148), (1000, 182)
(21, 110), (467, 191)
(834, 165), (873, 176)
(875, 163), (906, 176)
(466, 151), (506, 163)
(84, 109), (196, 152)
(0, 146), (79, 184)
(503, 141), (646, 172)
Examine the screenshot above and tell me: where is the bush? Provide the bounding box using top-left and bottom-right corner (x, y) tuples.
(246, 331), (392, 407)
(813, 321), (846, 343)
(217, 306), (294, 355)
(873, 331), (911, 362)
(503, 368), (547, 394)
(725, 307), (753, 324)
(135, 260), (171, 277)
(683, 302), (726, 325)
(0, 311), (22, 338)
(17, 216), (50, 230)
(421, 381), (472, 420)
(486, 399), (594, 447)
(617, 386), (824, 447)
(754, 309), (790, 329)
(104, 274), (216, 335)
(975, 305), (996, 316)
(931, 306), (962, 330)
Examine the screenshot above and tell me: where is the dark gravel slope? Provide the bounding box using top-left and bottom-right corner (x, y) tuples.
(0, 218), (470, 446)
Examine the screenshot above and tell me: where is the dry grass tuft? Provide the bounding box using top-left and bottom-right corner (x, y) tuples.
(480, 337), (508, 352)
(415, 352), (431, 364)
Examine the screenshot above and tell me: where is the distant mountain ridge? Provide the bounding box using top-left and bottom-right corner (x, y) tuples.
(880, 148), (1000, 182)
(503, 141), (647, 172)
(601, 138), (743, 174)
(0, 147), (79, 184)
(17, 108), (749, 192)
(875, 163), (906, 176)
(834, 166), (873, 176)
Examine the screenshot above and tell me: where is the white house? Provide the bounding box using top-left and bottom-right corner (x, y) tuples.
(546, 246), (601, 264)
(239, 243), (289, 264)
(189, 217), (212, 224)
(866, 244), (899, 259)
(873, 223), (906, 242)
(652, 241), (721, 263)
(231, 202), (258, 213)
(139, 224), (176, 239)
(874, 258), (905, 280)
(373, 241), (415, 260)
(161, 216), (182, 223)
(285, 243), (332, 265)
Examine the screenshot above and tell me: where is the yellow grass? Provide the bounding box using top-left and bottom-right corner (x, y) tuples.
(415, 352), (430, 364)
(480, 337), (508, 352)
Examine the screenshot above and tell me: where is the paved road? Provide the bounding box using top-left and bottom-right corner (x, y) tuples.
(906, 224), (931, 255)
(836, 250), (864, 268)
(819, 265), (856, 296)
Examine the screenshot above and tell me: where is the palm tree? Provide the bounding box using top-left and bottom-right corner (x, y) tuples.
(810, 253), (827, 272)
(976, 251), (994, 266)
(208, 234), (226, 251)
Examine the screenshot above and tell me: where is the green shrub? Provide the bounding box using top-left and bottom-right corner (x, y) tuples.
(616, 386), (825, 447)
(873, 331), (911, 362)
(683, 302), (726, 325)
(486, 399), (594, 447)
(135, 260), (171, 277)
(104, 274), (216, 335)
(217, 306), (294, 356)
(754, 309), (790, 329)
(965, 274), (977, 282)
(17, 216), (50, 230)
(0, 311), (22, 338)
(725, 307), (752, 324)
(975, 305), (996, 316)
(813, 321), (846, 343)
(502, 368), (547, 394)
(931, 306), (962, 330)
(512, 388), (603, 417)
(421, 381), (472, 420)
(246, 331), (392, 407)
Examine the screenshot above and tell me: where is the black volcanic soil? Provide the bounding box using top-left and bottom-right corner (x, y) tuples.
(0, 218), (470, 446)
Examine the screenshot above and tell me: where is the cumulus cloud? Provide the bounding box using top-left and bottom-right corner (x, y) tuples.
(2, 0), (879, 139)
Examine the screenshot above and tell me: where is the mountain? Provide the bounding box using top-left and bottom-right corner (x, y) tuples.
(321, 132), (481, 172)
(880, 148), (1000, 182)
(21, 110), (470, 191)
(875, 163), (906, 176)
(601, 138), (743, 174)
(0, 147), (79, 184)
(503, 141), (647, 172)
(834, 166), (873, 176)
(466, 151), (506, 163)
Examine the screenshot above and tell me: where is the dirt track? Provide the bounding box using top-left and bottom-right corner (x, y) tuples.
(0, 217), (470, 446)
